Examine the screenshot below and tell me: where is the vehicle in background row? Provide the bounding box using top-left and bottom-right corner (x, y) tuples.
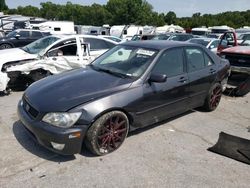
(75, 25), (110, 36)
(235, 27), (250, 38)
(152, 33), (194, 42)
(155, 24), (185, 34)
(110, 25), (143, 41)
(187, 38), (220, 53)
(218, 31), (250, 96)
(237, 32), (250, 43)
(0, 29), (50, 49)
(151, 33), (171, 40)
(131, 34), (157, 41)
(17, 41), (230, 156)
(98, 35), (122, 43)
(210, 25), (234, 38)
(30, 21), (76, 35)
(0, 35), (118, 93)
(191, 27), (210, 36)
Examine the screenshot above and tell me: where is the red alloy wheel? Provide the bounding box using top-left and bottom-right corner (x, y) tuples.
(210, 85), (222, 109)
(97, 115), (128, 153)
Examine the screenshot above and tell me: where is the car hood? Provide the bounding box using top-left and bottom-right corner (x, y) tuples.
(24, 67), (133, 112)
(0, 48), (37, 67)
(222, 46), (250, 55)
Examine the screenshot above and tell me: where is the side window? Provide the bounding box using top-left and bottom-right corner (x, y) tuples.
(152, 48), (184, 77)
(18, 31), (30, 37)
(204, 52), (214, 66)
(185, 48), (205, 72)
(31, 31), (42, 37)
(105, 41), (116, 49)
(84, 38), (109, 50)
(58, 43), (77, 56)
(48, 39), (77, 56)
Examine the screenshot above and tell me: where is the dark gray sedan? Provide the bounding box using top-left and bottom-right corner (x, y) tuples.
(18, 41), (230, 156)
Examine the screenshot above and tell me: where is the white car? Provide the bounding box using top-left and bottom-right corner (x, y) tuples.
(0, 34), (118, 93)
(187, 38), (220, 53)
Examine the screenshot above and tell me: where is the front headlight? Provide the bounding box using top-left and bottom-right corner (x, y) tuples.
(42, 112), (82, 128)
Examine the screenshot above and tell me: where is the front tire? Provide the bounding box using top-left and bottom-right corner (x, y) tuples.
(203, 83), (222, 111)
(85, 111), (129, 156)
(0, 43), (12, 49)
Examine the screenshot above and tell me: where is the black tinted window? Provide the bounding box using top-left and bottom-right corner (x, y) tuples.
(31, 31), (42, 37)
(152, 48), (184, 77)
(19, 31), (30, 37)
(185, 48), (205, 72)
(59, 44), (77, 56)
(84, 38), (109, 50)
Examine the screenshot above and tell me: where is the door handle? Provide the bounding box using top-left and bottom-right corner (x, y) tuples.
(210, 69), (216, 74)
(178, 77), (188, 83)
(52, 57), (57, 61)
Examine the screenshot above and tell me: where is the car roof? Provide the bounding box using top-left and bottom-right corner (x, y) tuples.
(49, 34), (118, 43)
(121, 40), (201, 50)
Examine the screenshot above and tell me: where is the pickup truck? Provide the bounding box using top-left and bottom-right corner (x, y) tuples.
(217, 31), (250, 96)
(0, 35), (117, 94)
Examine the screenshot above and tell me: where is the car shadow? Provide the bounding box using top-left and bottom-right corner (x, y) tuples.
(13, 121), (76, 162)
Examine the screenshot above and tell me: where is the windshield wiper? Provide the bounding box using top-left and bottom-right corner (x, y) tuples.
(89, 64), (130, 78)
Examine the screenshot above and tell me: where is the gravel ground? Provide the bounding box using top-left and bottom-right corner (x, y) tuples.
(0, 91), (249, 188)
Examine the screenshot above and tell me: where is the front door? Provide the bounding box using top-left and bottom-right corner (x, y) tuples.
(133, 47), (190, 127)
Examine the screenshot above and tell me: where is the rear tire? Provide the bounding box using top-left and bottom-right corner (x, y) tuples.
(203, 83), (222, 111)
(85, 111), (129, 156)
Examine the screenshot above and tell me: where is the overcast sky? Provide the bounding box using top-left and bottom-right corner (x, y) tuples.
(5, 0), (250, 17)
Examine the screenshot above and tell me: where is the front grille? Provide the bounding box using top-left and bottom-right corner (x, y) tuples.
(23, 97), (39, 119)
(224, 53), (250, 68)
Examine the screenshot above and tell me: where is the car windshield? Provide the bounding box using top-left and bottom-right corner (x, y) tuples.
(189, 39), (210, 46)
(91, 45), (158, 78)
(6, 30), (18, 38)
(21, 36), (60, 54)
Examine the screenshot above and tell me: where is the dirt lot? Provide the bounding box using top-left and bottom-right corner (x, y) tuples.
(0, 91), (249, 188)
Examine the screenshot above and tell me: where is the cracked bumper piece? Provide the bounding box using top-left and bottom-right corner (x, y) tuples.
(17, 100), (88, 155)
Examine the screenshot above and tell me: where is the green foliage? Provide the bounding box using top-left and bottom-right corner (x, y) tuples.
(3, 0), (250, 29)
(0, 0), (8, 11)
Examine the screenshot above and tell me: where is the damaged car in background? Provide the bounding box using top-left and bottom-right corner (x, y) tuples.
(0, 35), (118, 94)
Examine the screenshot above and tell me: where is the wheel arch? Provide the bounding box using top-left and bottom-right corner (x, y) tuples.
(88, 107), (134, 131)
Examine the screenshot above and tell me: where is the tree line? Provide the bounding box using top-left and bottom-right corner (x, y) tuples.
(1, 0), (250, 29)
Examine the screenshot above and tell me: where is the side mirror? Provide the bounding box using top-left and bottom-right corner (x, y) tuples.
(15, 34), (21, 39)
(149, 74), (167, 83)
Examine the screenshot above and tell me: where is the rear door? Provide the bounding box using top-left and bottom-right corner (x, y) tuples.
(30, 31), (44, 42)
(13, 31), (32, 47)
(185, 47), (217, 108)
